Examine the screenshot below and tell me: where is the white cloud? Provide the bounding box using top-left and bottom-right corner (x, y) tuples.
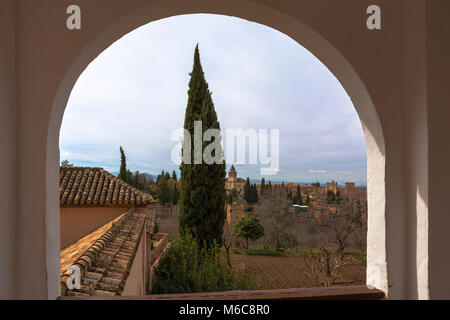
(308, 170), (328, 174)
(60, 14), (366, 183)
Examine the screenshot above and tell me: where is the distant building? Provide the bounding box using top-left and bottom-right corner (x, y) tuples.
(326, 181), (338, 194)
(226, 203), (246, 226)
(225, 165), (245, 195)
(291, 204), (309, 213)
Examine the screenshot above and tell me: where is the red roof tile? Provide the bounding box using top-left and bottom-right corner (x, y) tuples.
(60, 167), (153, 207)
(61, 209), (147, 296)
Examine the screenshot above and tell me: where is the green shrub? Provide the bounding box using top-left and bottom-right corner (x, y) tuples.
(151, 232), (256, 294)
(244, 248), (283, 256)
(229, 248), (283, 256)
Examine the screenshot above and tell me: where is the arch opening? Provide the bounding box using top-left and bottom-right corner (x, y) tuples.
(47, 0), (386, 299)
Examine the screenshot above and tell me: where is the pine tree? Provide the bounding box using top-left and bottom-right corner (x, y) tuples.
(179, 45), (226, 248)
(172, 170), (178, 181)
(117, 146), (128, 183)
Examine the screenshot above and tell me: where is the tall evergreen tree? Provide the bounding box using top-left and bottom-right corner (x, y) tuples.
(172, 184), (179, 205)
(117, 146), (128, 183)
(157, 178), (171, 207)
(295, 185), (303, 205)
(305, 193), (311, 205)
(260, 178), (266, 195)
(126, 170), (133, 185)
(133, 171), (141, 189)
(251, 184), (259, 203)
(156, 170), (165, 184)
(172, 170), (178, 181)
(179, 45), (226, 248)
(243, 177), (251, 203)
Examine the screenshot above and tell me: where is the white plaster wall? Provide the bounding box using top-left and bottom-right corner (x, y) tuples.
(0, 0), (17, 300)
(426, 0), (450, 299)
(122, 231), (146, 296)
(402, 1), (429, 300)
(60, 207), (128, 249)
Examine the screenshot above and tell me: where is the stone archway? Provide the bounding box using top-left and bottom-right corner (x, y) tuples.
(47, 0), (386, 299)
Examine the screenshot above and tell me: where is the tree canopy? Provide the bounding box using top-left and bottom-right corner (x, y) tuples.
(233, 215), (264, 249)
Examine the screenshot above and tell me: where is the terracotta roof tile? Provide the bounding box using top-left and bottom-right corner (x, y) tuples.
(61, 209), (147, 296)
(60, 167), (153, 207)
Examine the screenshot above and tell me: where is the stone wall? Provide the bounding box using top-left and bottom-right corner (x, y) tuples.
(151, 205), (180, 235)
(148, 233), (170, 292)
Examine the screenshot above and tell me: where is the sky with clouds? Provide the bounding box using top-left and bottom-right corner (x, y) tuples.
(60, 14), (367, 185)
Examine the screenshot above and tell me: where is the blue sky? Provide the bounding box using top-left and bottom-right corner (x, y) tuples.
(60, 14), (367, 185)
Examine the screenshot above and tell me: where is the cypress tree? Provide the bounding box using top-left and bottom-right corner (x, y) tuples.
(172, 184), (179, 205)
(296, 185), (303, 205)
(156, 170), (165, 184)
(243, 177), (251, 203)
(126, 170), (133, 185)
(133, 171), (141, 189)
(118, 146), (128, 183)
(260, 178), (266, 196)
(157, 178), (171, 207)
(179, 45), (226, 248)
(252, 184), (259, 203)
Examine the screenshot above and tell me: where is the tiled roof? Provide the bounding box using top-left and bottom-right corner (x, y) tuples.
(60, 214), (125, 275)
(61, 209), (147, 296)
(60, 166), (153, 207)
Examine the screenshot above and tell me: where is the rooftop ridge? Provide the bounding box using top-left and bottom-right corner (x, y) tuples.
(60, 166), (104, 170)
(61, 209), (147, 296)
(59, 166), (153, 207)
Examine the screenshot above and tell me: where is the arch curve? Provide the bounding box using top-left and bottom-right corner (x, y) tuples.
(47, 0), (386, 298)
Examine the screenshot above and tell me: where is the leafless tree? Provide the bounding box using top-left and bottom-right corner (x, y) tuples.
(301, 245), (351, 287)
(222, 222), (233, 267)
(255, 187), (292, 250)
(320, 199), (366, 259)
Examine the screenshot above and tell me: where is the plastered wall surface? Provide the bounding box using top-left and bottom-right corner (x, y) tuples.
(0, 0), (448, 299)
